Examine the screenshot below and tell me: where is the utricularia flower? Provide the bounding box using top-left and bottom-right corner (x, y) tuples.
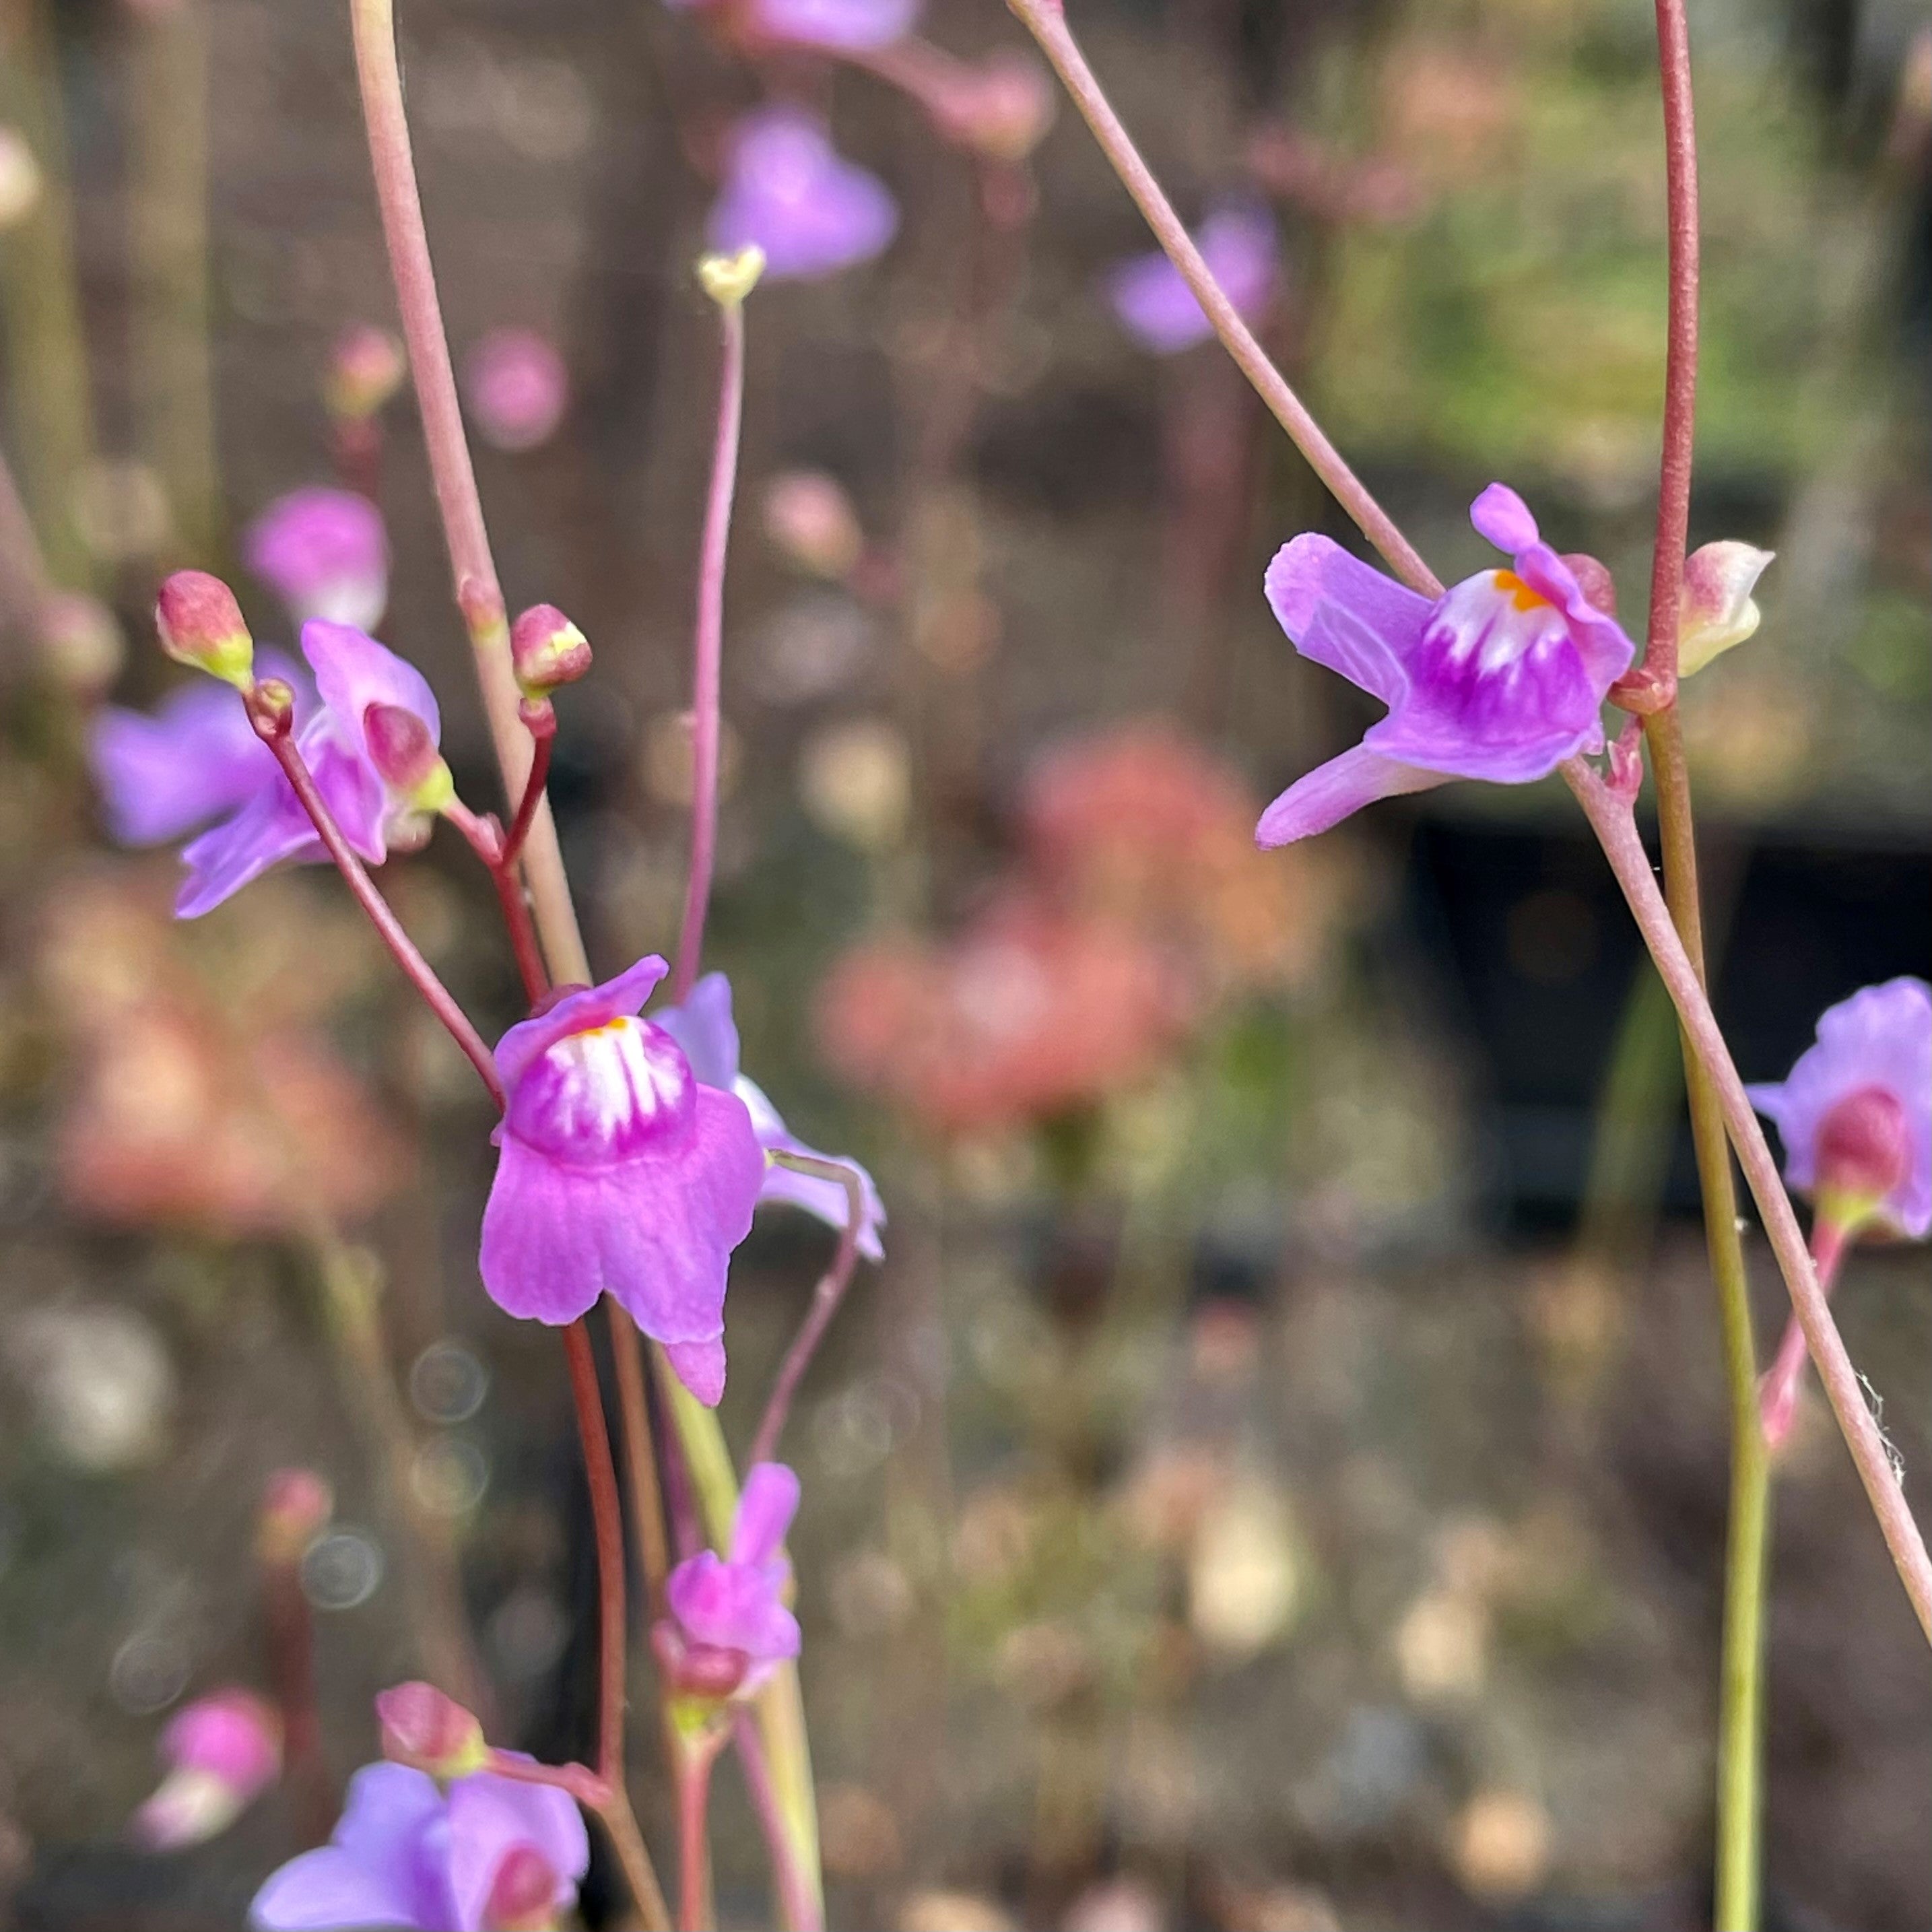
(479, 957), (764, 1405)
(251, 1762), (588, 1931)
(244, 488), (390, 634)
(1255, 484), (1635, 846)
(89, 612), (445, 917)
(657, 971), (886, 1263)
(1107, 204), (1278, 356)
(463, 327), (570, 454)
(707, 107), (897, 281)
(1748, 977), (1931, 1445)
(133, 1688), (281, 1851)
(657, 1461), (802, 1704)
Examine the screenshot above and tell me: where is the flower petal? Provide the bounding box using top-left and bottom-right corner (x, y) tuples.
(667, 1550), (801, 1663)
(251, 1764), (451, 1930)
(751, 1099), (887, 1263)
(445, 1767), (589, 1932)
(302, 620), (442, 765)
(1469, 482), (1540, 554)
(654, 972), (743, 1090)
(732, 1462), (801, 1568)
(477, 1141), (605, 1326)
(1255, 744), (1444, 847)
(1263, 535), (1431, 708)
(663, 1335), (728, 1406)
(494, 957), (671, 1090)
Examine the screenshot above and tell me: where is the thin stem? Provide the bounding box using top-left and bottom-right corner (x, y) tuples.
(262, 1531), (333, 1844)
(1646, 708), (1769, 1932)
(1644, 0), (1700, 693)
(1564, 756), (1932, 1644)
(672, 296), (748, 1005)
(1004, 0), (1438, 598)
(677, 1732), (725, 1932)
(256, 718), (504, 1109)
(500, 723), (554, 871)
(1761, 1215), (1851, 1451)
(611, 1308), (673, 1619)
(346, 0), (585, 980)
(733, 1710), (825, 1932)
(750, 1154), (867, 1469)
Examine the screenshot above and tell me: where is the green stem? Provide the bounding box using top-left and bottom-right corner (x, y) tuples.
(1650, 710), (1768, 1932)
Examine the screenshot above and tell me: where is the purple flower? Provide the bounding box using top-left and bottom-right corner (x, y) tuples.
(1747, 978), (1931, 1239)
(707, 108), (897, 281)
(478, 957), (764, 1405)
(250, 1761), (587, 1931)
(173, 622), (442, 918)
(133, 1688), (281, 1850)
(463, 328), (570, 454)
(1107, 205), (1278, 355)
(88, 648), (308, 846)
(244, 489), (389, 634)
(1254, 485), (1636, 846)
(656, 972), (886, 1263)
(745, 0), (918, 50)
(664, 1461), (802, 1696)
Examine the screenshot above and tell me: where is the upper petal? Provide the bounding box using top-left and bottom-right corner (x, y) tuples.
(1469, 483), (1540, 554)
(654, 972), (743, 1090)
(1255, 743), (1445, 848)
(302, 620), (442, 766)
(495, 957), (671, 1092)
(1263, 535), (1432, 709)
(732, 1461), (801, 1568)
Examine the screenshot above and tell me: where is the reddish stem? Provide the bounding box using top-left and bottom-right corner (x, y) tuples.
(500, 719), (554, 871)
(561, 1319), (629, 1791)
(1761, 1215), (1852, 1450)
(1644, 0), (1700, 693)
(671, 296), (748, 1005)
(255, 714), (504, 1110)
(483, 1747), (611, 1810)
(732, 1710), (824, 1932)
(750, 1154), (867, 1469)
(263, 1545), (333, 1845)
(677, 1731), (726, 1932)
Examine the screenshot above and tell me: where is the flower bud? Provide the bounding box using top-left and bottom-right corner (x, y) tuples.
(365, 701), (455, 813)
(464, 327), (569, 453)
(484, 1843), (563, 1932)
(1678, 541), (1772, 676)
(155, 569), (253, 688)
(325, 323), (407, 423)
(1558, 552), (1617, 618)
(131, 1688), (281, 1849)
(257, 1467), (333, 1566)
(698, 244), (766, 308)
(374, 1681), (490, 1780)
(1814, 1084), (1912, 1232)
(510, 603), (592, 700)
(762, 471), (864, 581)
(938, 51), (1056, 163)
(650, 1617), (750, 1704)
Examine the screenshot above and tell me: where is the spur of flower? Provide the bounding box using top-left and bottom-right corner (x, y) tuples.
(478, 956), (764, 1405)
(250, 1760), (588, 1931)
(1748, 978), (1931, 1446)
(656, 970), (886, 1262)
(1255, 484), (1636, 846)
(657, 1461), (803, 1704)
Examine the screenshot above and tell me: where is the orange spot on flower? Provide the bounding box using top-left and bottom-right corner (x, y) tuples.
(1492, 570), (1548, 613)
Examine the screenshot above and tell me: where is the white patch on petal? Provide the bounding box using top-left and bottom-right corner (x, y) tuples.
(543, 1019), (687, 1143)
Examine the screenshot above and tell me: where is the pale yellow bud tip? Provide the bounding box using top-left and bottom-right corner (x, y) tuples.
(1678, 541), (1773, 677)
(698, 245), (766, 308)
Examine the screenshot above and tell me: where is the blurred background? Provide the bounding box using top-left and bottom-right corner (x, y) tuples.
(0, 0), (1928, 1925)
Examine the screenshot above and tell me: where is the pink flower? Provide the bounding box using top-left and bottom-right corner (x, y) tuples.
(707, 108), (897, 281)
(1106, 205), (1278, 355)
(1747, 978), (1931, 1240)
(132, 1688), (281, 1850)
(661, 1462), (802, 1700)
(1255, 485), (1635, 846)
(478, 957), (764, 1405)
(463, 327), (569, 453)
(244, 488), (389, 633)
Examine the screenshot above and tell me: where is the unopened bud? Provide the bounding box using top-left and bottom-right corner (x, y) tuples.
(37, 591), (125, 697)
(484, 1843), (562, 1931)
(939, 51), (1056, 162)
(364, 702), (454, 812)
(375, 1681), (490, 1780)
(1814, 1084), (1912, 1230)
(510, 603), (591, 700)
(246, 677), (296, 740)
(1559, 552), (1617, 618)
(762, 471), (864, 580)
(1679, 541), (1772, 676)
(258, 1467), (333, 1565)
(697, 245), (766, 308)
(155, 570), (253, 688)
(325, 323), (407, 423)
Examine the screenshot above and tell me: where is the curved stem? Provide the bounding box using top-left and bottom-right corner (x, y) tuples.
(1761, 1215), (1851, 1451)
(750, 1154), (866, 1469)
(347, 0), (585, 982)
(1565, 757), (1932, 1644)
(257, 723), (504, 1109)
(672, 295), (748, 1005)
(500, 724), (554, 871)
(1003, 0), (1438, 598)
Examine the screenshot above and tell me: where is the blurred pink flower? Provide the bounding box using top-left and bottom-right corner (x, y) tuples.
(463, 327), (570, 453)
(708, 108), (897, 281)
(244, 488), (390, 633)
(132, 1689), (281, 1850)
(1106, 204), (1277, 355)
(659, 1461), (802, 1702)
